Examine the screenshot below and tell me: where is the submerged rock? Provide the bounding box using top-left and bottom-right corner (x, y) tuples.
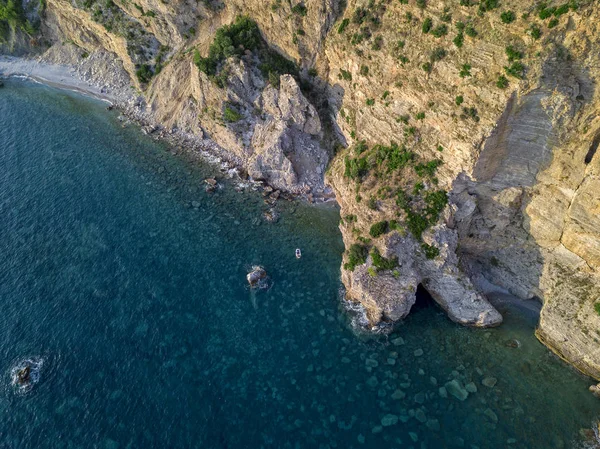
(381, 414), (398, 426)
(482, 377), (498, 388)
(263, 208), (279, 223)
(445, 379), (469, 401)
(484, 408), (499, 424)
(465, 382), (478, 393)
(391, 389), (406, 400)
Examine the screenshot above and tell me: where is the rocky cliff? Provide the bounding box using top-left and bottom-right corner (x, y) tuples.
(2, 0), (599, 379)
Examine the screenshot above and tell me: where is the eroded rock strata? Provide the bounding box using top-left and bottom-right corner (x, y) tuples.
(1, 0), (599, 378)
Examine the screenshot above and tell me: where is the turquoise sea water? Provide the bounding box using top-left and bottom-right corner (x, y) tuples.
(0, 79), (598, 449)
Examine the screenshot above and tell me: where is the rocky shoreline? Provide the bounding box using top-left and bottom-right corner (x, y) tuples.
(0, 54), (335, 205)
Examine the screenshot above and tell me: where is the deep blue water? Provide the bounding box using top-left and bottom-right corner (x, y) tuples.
(0, 79), (598, 449)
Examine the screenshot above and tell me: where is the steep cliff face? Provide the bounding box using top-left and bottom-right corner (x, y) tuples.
(34, 0), (338, 192)
(319, 0), (600, 378)
(2, 0), (600, 379)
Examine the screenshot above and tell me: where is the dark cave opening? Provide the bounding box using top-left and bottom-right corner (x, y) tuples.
(412, 284), (436, 311)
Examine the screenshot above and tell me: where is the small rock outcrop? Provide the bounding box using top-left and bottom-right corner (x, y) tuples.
(247, 266), (268, 289)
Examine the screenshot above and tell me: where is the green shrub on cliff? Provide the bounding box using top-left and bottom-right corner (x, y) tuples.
(594, 302), (600, 317)
(424, 190), (448, 218)
(414, 159), (443, 178)
(421, 243), (440, 259)
(0, 0), (34, 38)
(505, 45), (523, 62)
(461, 106), (479, 121)
(505, 61), (525, 79)
(370, 247), (398, 270)
(344, 243), (368, 271)
(431, 24), (448, 38)
(496, 74), (509, 88)
(465, 24), (477, 37)
(395, 187), (447, 240)
(337, 18), (350, 34)
(369, 221), (389, 238)
(223, 105), (243, 123)
(194, 16), (298, 88)
(529, 24), (542, 39)
(344, 156), (369, 180)
(422, 17), (433, 34)
(453, 33), (464, 48)
(500, 11), (515, 23)
(135, 64), (153, 84)
(459, 63), (472, 78)
(291, 3), (307, 16)
(479, 0), (499, 14)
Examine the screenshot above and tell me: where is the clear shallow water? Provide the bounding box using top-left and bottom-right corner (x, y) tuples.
(0, 78), (598, 449)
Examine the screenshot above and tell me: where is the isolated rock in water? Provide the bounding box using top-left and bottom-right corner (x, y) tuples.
(10, 357), (43, 391)
(17, 365), (31, 384)
(445, 379), (469, 401)
(247, 266), (266, 286)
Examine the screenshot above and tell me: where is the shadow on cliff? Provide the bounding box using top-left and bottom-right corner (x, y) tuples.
(453, 42), (596, 311)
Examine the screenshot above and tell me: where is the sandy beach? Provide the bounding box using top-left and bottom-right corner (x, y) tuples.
(0, 55), (118, 103)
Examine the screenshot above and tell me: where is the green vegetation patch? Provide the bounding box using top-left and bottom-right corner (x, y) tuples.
(459, 63), (472, 78)
(194, 16), (298, 88)
(344, 243), (368, 271)
(0, 0), (35, 38)
(223, 104), (243, 123)
(344, 155), (369, 180)
(505, 61), (525, 79)
(421, 243), (440, 259)
(505, 45), (523, 62)
(500, 11), (515, 24)
(414, 159), (443, 177)
(370, 247), (398, 270)
(135, 64), (153, 84)
(496, 74), (509, 88)
(396, 189), (448, 240)
(291, 3), (307, 16)
(369, 221), (389, 238)
(422, 17), (433, 34)
(338, 18), (349, 34)
(431, 24), (448, 38)
(373, 142), (415, 172)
